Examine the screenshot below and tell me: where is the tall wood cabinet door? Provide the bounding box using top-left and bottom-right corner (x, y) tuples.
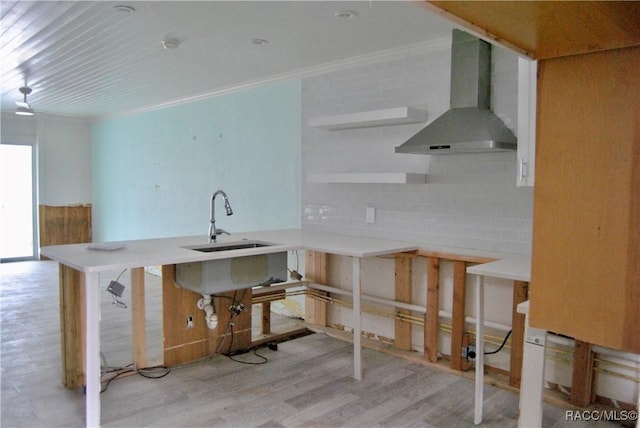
(529, 46), (639, 354)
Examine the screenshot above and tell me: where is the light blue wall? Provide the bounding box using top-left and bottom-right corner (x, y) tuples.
(92, 81), (301, 241)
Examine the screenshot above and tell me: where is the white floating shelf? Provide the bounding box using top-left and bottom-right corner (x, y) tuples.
(307, 173), (427, 184)
(308, 107), (427, 130)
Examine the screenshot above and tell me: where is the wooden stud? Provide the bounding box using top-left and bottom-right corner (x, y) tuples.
(450, 260), (471, 371)
(261, 300), (271, 335)
(58, 264), (85, 388)
(570, 341), (595, 407)
(394, 255), (413, 351)
(425, 257), (440, 363)
(130, 267), (147, 368)
(509, 280), (529, 387)
(304, 251), (328, 326)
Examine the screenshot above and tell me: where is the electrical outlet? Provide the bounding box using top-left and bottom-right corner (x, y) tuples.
(462, 344), (476, 360)
(366, 206), (375, 224)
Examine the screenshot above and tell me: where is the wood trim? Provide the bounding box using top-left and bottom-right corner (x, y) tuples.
(509, 280), (528, 387)
(450, 260), (471, 371)
(425, 257), (440, 363)
(394, 255), (413, 351)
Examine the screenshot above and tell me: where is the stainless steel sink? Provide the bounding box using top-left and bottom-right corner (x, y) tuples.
(184, 241), (273, 253)
(176, 241), (287, 294)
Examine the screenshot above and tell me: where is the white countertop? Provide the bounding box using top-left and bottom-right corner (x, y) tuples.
(466, 254), (531, 282)
(40, 229), (420, 273)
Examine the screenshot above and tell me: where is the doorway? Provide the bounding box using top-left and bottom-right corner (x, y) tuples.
(1, 143), (37, 261)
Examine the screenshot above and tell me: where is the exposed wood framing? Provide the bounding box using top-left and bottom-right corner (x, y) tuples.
(394, 255), (413, 351)
(130, 267), (147, 368)
(58, 264), (85, 388)
(570, 341), (595, 407)
(215, 288), (253, 355)
(416, 250), (495, 265)
(425, 257), (440, 363)
(39, 205), (92, 259)
(450, 260), (471, 371)
(509, 280), (528, 387)
(261, 300), (271, 335)
(304, 251), (328, 326)
(162, 265), (211, 366)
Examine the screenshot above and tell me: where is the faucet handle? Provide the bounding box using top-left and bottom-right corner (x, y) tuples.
(215, 228), (231, 236)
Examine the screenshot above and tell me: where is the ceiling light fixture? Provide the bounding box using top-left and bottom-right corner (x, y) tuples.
(334, 10), (357, 19)
(251, 38), (268, 45)
(162, 39), (181, 50)
(114, 5), (135, 14)
(15, 86), (34, 116)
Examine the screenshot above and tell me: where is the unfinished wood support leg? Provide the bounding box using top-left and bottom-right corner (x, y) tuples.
(305, 250), (328, 326)
(394, 255), (413, 351)
(261, 300), (271, 335)
(509, 280), (528, 387)
(425, 257), (440, 363)
(451, 260), (471, 371)
(58, 264), (86, 388)
(130, 267), (147, 368)
(570, 341), (595, 407)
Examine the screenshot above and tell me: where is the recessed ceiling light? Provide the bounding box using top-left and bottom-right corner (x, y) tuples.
(251, 38), (268, 45)
(334, 10), (357, 19)
(162, 39), (181, 50)
(114, 5), (135, 14)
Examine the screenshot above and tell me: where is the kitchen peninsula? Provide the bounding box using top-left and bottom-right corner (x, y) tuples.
(42, 229), (421, 428)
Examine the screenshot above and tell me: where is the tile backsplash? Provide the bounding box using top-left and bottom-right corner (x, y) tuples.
(302, 38), (533, 255)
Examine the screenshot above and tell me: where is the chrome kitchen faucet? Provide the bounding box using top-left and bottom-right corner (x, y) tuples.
(209, 190), (233, 242)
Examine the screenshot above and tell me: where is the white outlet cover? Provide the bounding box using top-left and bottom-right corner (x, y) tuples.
(366, 207), (375, 224)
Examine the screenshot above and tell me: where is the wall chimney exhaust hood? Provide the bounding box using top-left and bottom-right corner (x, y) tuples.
(395, 30), (516, 155)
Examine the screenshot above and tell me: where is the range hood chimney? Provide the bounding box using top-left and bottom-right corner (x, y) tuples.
(395, 30), (516, 155)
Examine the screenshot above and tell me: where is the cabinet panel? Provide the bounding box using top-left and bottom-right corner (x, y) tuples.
(516, 58), (537, 187)
(530, 47), (639, 353)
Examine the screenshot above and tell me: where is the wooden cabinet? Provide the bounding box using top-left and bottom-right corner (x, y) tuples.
(529, 46), (640, 353)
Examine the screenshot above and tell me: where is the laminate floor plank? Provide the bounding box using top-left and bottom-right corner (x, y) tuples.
(1, 261), (617, 428)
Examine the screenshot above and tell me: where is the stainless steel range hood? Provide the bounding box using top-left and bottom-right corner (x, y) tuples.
(395, 30), (516, 155)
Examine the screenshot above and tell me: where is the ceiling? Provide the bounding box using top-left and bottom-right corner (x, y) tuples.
(0, 1), (455, 119)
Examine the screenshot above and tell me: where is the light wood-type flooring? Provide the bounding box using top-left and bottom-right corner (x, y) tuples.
(1, 260), (616, 427)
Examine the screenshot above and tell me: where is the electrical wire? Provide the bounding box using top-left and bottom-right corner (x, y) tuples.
(484, 329), (512, 355)
(214, 289), (270, 365)
(114, 268), (127, 282)
(226, 347), (269, 365)
(99, 363), (171, 393)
